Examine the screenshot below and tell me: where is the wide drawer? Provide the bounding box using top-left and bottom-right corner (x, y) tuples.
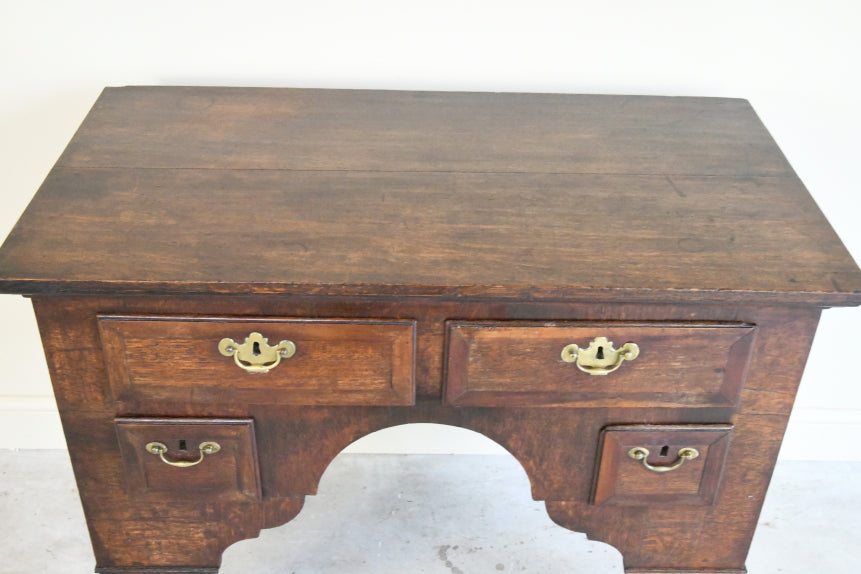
(99, 315), (415, 405)
(445, 321), (755, 407)
(115, 417), (262, 501)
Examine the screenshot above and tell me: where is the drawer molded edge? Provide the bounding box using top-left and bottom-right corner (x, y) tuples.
(445, 321), (756, 408)
(99, 315), (416, 407)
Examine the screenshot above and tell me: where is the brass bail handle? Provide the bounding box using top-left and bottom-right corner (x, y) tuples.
(218, 332), (296, 374)
(561, 336), (639, 375)
(628, 446), (700, 473)
(145, 441), (222, 468)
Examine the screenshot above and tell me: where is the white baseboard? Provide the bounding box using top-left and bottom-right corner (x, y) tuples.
(1, 395), (859, 461)
(0, 396), (66, 449)
(779, 408), (861, 461)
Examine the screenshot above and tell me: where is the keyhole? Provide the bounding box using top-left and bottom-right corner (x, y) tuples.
(178, 440), (187, 451)
(252, 341), (261, 356)
(596, 346), (605, 360)
(660, 445), (669, 457)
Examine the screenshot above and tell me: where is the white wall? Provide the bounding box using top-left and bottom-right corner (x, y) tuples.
(0, 0), (858, 459)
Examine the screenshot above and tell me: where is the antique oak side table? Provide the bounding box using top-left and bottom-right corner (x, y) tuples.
(0, 87), (859, 574)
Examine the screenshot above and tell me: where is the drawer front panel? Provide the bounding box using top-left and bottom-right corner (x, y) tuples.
(445, 322), (755, 407)
(100, 316), (415, 406)
(115, 418), (261, 501)
(592, 424), (733, 506)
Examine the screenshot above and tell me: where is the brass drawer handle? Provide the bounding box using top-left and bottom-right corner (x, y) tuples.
(628, 446), (699, 473)
(145, 441), (222, 468)
(561, 336), (639, 375)
(218, 332), (296, 373)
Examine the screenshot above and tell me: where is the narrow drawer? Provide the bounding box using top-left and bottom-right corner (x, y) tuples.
(591, 424), (733, 506)
(99, 316), (415, 406)
(445, 321), (755, 407)
(115, 418), (261, 501)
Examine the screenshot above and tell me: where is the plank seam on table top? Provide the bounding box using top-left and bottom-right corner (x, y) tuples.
(47, 165), (802, 178)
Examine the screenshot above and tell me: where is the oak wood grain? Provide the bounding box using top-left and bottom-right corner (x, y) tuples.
(57, 87), (792, 176)
(5, 88), (859, 574)
(115, 417), (262, 501)
(99, 315), (415, 406)
(445, 321), (755, 407)
(1, 167), (859, 303)
(29, 295), (823, 573)
(592, 424), (733, 506)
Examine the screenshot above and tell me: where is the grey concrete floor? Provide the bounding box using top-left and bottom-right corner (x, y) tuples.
(0, 451), (858, 573)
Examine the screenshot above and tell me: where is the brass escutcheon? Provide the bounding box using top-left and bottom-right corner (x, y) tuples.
(628, 446), (699, 473)
(218, 332), (296, 374)
(561, 336), (639, 375)
(145, 441), (221, 468)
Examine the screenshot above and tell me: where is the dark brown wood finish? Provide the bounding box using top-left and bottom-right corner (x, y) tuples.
(99, 316), (415, 406)
(29, 294), (825, 573)
(57, 88), (793, 175)
(115, 418), (262, 501)
(445, 321), (755, 407)
(592, 425), (733, 506)
(0, 87), (859, 574)
(0, 88), (859, 304)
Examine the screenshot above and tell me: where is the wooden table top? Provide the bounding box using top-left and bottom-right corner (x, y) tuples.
(0, 86), (858, 304)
